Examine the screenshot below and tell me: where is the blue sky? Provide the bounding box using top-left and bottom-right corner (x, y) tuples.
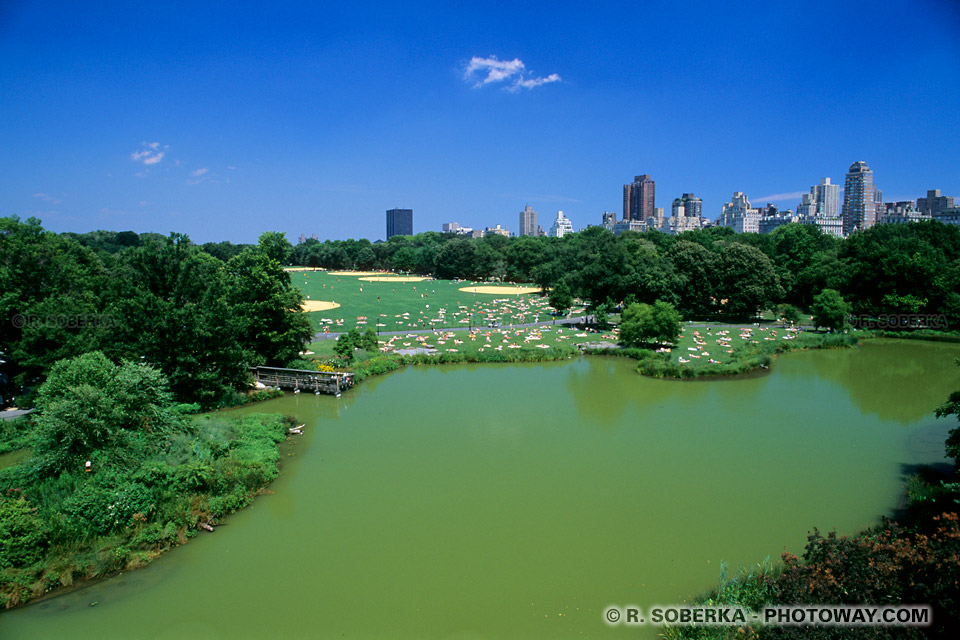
(2, 0), (959, 243)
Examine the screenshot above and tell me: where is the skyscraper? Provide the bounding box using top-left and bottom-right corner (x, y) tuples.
(386, 208), (413, 239)
(797, 178), (844, 237)
(812, 177), (840, 218)
(842, 162), (877, 235)
(623, 174), (655, 222)
(518, 204), (539, 236)
(548, 211), (574, 237)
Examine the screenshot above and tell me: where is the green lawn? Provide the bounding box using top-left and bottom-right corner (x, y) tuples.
(291, 269), (584, 334)
(292, 270), (818, 374)
(669, 324), (807, 368)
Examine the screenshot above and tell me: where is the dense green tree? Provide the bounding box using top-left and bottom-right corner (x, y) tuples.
(201, 240), (250, 262)
(548, 280), (574, 321)
(840, 221), (960, 316)
(777, 303), (802, 326)
(106, 234), (250, 405)
(666, 240), (717, 318)
(715, 243), (784, 319)
(0, 216), (111, 390)
(434, 238), (478, 280)
(225, 245), (313, 368)
(618, 300), (681, 347)
(361, 327), (379, 352)
(257, 231), (293, 265)
(32, 352), (180, 477)
(334, 332), (355, 358)
(810, 288), (851, 332)
(505, 236), (547, 282)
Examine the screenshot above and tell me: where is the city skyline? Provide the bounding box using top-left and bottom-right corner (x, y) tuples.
(2, 1), (958, 243)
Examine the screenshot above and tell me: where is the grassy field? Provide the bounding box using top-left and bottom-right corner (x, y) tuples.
(669, 323), (806, 368)
(290, 269), (837, 377)
(289, 269), (584, 335)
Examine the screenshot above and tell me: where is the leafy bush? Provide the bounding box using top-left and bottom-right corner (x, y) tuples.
(0, 496), (47, 569)
(61, 482), (153, 537)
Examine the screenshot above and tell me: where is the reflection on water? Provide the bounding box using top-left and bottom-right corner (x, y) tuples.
(2, 340), (959, 639)
(782, 338), (960, 424)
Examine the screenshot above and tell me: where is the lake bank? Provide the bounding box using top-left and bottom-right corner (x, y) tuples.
(3, 341), (959, 638)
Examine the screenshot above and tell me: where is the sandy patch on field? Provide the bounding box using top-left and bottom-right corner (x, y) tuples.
(359, 276), (430, 282)
(327, 271), (383, 276)
(459, 285), (542, 295)
(301, 300), (341, 312)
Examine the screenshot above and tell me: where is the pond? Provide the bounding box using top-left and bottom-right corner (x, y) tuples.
(2, 339), (958, 638)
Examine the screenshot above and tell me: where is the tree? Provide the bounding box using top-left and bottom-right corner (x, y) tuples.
(667, 240), (717, 318)
(361, 328), (379, 352)
(225, 247), (314, 368)
(548, 280), (574, 323)
(433, 239), (478, 280)
(335, 328), (363, 360)
(618, 300), (681, 347)
(257, 231), (293, 265)
(935, 362), (960, 469)
(810, 288), (851, 332)
(777, 304), (802, 326)
(0, 216), (111, 390)
(106, 234), (251, 405)
(32, 352), (181, 477)
(715, 243), (784, 320)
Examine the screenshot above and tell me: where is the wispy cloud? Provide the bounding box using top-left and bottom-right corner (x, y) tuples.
(751, 190), (806, 202)
(463, 55), (561, 92)
(130, 141), (168, 166)
(32, 192), (61, 204)
(187, 167), (212, 185)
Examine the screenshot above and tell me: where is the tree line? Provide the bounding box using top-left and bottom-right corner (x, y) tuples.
(290, 221), (960, 328)
(0, 216), (312, 408)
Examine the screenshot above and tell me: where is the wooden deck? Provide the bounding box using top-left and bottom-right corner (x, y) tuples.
(251, 366), (354, 396)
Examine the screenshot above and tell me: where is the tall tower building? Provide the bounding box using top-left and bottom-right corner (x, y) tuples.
(623, 174), (655, 222)
(842, 162), (877, 235)
(386, 208), (413, 239)
(812, 177), (840, 218)
(518, 204), (539, 236)
(549, 211), (574, 238)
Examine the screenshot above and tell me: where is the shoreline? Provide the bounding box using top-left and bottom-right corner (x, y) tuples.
(5, 331), (957, 613)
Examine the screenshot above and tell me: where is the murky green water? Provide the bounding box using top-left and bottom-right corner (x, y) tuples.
(2, 339), (959, 639)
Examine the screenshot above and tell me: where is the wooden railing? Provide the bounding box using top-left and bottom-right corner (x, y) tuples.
(250, 366), (354, 396)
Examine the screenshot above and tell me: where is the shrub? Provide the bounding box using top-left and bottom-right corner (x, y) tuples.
(0, 496), (47, 569)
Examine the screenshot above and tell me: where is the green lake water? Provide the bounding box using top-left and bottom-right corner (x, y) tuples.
(2, 339), (959, 638)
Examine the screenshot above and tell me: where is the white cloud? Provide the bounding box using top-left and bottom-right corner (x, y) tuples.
(510, 73), (561, 91)
(131, 141), (168, 166)
(751, 191), (806, 202)
(463, 55), (561, 91)
(32, 192), (61, 204)
(187, 167), (215, 185)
